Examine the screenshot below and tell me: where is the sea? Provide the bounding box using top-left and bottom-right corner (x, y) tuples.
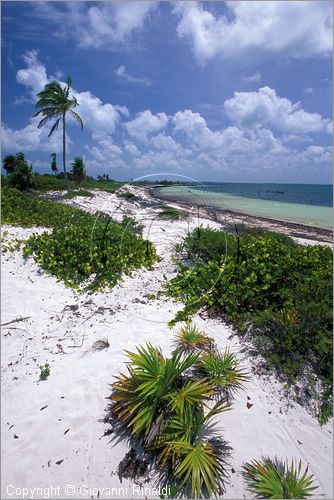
(157, 183), (333, 230)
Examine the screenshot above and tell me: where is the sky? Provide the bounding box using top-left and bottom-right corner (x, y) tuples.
(2, 1), (333, 183)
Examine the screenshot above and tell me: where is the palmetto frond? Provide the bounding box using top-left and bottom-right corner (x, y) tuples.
(242, 457), (318, 499)
(173, 322), (214, 354)
(197, 348), (248, 399)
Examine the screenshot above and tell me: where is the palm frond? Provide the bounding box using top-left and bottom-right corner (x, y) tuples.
(173, 322), (214, 354)
(242, 457), (318, 499)
(48, 118), (61, 137)
(69, 110), (84, 130)
(197, 348), (248, 399)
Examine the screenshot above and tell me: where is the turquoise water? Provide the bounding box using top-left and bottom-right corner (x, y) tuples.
(158, 185), (333, 230)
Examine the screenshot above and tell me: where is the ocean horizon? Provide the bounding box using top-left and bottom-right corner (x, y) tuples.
(157, 182), (333, 230)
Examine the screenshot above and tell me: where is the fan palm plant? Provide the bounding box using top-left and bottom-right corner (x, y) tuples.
(173, 322), (214, 354)
(196, 348), (248, 400)
(34, 76), (83, 190)
(242, 457), (318, 498)
(110, 343), (198, 443)
(153, 399), (231, 498)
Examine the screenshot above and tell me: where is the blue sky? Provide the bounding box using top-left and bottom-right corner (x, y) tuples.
(2, 1), (333, 183)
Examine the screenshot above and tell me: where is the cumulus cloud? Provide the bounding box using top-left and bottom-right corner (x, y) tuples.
(224, 86), (331, 134)
(16, 50), (48, 97)
(124, 110), (169, 142)
(32, 1), (157, 49)
(2, 117), (70, 153)
(115, 65), (151, 86)
(173, 1), (332, 64)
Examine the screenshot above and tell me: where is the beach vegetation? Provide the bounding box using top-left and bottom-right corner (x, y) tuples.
(109, 330), (246, 497)
(34, 75), (83, 190)
(2, 153), (16, 175)
(50, 152), (58, 175)
(242, 457), (318, 498)
(39, 363), (50, 380)
(172, 322), (213, 354)
(4, 152), (36, 191)
(158, 207), (187, 220)
(165, 226), (333, 414)
(2, 187), (157, 291)
(71, 156), (86, 185)
(116, 189), (137, 200)
(196, 349), (249, 401)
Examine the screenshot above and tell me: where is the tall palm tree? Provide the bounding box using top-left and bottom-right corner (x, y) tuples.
(33, 76), (83, 189)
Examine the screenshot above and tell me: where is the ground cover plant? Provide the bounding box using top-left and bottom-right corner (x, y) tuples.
(165, 226), (333, 418)
(108, 323), (244, 498)
(242, 457), (318, 499)
(2, 187), (157, 291)
(158, 207), (187, 220)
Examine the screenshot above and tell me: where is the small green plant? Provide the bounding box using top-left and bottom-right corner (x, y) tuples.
(172, 322), (213, 354)
(158, 207), (186, 220)
(242, 457), (318, 498)
(196, 349), (248, 400)
(116, 190), (137, 200)
(39, 363), (50, 380)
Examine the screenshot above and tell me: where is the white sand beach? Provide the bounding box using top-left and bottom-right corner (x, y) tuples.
(1, 188), (333, 499)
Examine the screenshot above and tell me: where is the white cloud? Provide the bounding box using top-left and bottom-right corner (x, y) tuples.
(224, 86), (331, 134)
(124, 110), (169, 142)
(16, 50), (48, 97)
(303, 87), (314, 94)
(244, 71), (262, 82)
(124, 140), (140, 156)
(33, 1), (157, 49)
(84, 133), (126, 172)
(72, 90), (120, 134)
(173, 1), (332, 64)
(115, 65), (151, 86)
(2, 117), (70, 153)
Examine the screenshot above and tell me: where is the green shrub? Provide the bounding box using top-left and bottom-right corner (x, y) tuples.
(7, 153), (36, 191)
(158, 207), (187, 220)
(39, 363), (50, 380)
(242, 457), (318, 498)
(165, 227), (333, 393)
(2, 187), (157, 291)
(71, 156), (86, 185)
(116, 190), (137, 200)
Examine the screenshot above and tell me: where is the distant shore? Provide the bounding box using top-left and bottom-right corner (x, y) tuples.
(149, 185), (332, 245)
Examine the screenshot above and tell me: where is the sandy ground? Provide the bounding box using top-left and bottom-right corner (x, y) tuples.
(1, 187), (333, 499)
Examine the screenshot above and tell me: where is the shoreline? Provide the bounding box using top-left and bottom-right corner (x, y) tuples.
(148, 185), (333, 245)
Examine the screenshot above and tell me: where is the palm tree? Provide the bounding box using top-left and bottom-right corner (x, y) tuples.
(33, 76), (83, 189)
(2, 154), (16, 175)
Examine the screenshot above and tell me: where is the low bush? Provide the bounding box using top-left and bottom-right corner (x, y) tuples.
(6, 153), (36, 191)
(158, 207), (187, 220)
(2, 187), (157, 291)
(165, 226), (333, 398)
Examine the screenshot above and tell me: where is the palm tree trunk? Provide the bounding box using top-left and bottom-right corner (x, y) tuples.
(62, 113), (69, 191)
